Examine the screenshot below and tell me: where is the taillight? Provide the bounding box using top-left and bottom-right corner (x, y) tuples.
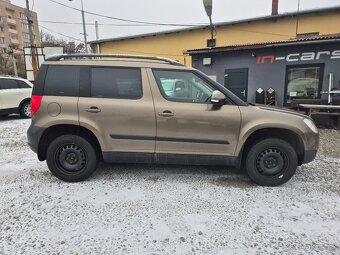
(31, 95), (43, 115)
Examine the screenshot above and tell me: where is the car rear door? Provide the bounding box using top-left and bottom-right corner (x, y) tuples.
(0, 78), (23, 110)
(78, 66), (156, 154)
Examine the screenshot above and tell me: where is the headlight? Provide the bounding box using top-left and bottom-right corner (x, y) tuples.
(304, 118), (318, 133)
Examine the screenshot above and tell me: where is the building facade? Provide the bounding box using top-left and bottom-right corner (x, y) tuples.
(0, 0), (40, 54)
(186, 35), (340, 107)
(90, 6), (340, 66)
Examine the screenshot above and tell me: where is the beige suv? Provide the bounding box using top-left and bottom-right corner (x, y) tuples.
(27, 54), (319, 186)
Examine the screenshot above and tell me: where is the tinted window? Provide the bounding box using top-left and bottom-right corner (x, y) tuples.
(153, 70), (215, 104)
(91, 67), (142, 99)
(44, 66), (80, 96)
(0, 78), (19, 90)
(17, 80), (32, 89)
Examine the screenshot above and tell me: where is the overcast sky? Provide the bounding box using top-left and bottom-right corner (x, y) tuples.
(9, 0), (340, 43)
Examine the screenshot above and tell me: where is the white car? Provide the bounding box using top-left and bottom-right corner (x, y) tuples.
(0, 76), (33, 118)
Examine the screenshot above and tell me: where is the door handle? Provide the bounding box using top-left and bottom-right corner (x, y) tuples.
(158, 110), (174, 117)
(86, 106), (101, 113)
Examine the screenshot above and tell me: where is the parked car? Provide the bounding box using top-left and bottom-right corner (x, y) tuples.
(27, 54), (319, 186)
(0, 76), (33, 118)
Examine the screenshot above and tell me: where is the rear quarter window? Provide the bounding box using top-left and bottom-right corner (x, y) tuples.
(44, 65), (80, 96)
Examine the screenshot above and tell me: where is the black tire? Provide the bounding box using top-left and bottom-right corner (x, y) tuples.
(245, 138), (298, 186)
(20, 100), (31, 118)
(46, 135), (98, 182)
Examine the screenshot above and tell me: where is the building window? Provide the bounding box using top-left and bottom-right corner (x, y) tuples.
(0, 26), (3, 33)
(0, 37), (5, 43)
(10, 34), (18, 40)
(23, 32), (30, 39)
(0, 48), (5, 53)
(21, 22), (29, 30)
(24, 42), (30, 47)
(285, 64), (323, 104)
(20, 12), (26, 19)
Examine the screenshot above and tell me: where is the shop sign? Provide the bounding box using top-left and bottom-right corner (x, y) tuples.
(257, 50), (340, 64)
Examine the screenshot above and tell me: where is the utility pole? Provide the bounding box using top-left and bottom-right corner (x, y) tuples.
(11, 53), (18, 77)
(80, 0), (88, 53)
(95, 20), (100, 53)
(69, 0), (88, 53)
(8, 45), (18, 76)
(25, 0), (38, 80)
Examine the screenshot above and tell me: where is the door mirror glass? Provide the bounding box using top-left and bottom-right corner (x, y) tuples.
(211, 90), (226, 104)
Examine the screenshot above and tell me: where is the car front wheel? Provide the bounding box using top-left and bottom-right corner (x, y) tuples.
(245, 138), (298, 186)
(46, 135), (98, 182)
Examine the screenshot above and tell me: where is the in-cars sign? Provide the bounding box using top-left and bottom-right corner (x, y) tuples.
(257, 50), (340, 64)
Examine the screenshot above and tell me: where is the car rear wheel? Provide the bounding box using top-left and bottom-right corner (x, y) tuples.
(245, 138), (298, 186)
(46, 135), (98, 182)
(20, 101), (31, 118)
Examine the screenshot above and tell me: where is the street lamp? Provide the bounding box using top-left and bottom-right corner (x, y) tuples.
(203, 0), (215, 47)
(69, 0), (88, 53)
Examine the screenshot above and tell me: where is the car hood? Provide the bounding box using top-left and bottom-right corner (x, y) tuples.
(251, 104), (308, 118)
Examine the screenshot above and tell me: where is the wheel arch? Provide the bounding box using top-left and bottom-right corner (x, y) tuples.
(239, 128), (305, 166)
(19, 98), (30, 109)
(38, 124), (102, 161)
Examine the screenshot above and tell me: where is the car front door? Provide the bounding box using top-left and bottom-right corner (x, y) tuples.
(147, 68), (241, 157)
(78, 66), (156, 154)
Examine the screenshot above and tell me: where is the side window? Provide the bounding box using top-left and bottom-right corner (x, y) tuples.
(0, 79), (19, 90)
(44, 66), (80, 96)
(17, 80), (32, 89)
(91, 67), (142, 99)
(153, 70), (215, 103)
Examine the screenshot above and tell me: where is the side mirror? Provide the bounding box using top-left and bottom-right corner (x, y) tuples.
(211, 90), (226, 105)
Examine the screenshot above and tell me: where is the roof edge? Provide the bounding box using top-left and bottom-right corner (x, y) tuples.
(89, 6), (340, 44)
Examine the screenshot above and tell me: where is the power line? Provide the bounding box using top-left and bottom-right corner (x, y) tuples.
(39, 20), (156, 27)
(47, 0), (205, 27)
(39, 24), (83, 42)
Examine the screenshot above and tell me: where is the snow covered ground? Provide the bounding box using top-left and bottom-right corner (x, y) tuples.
(0, 116), (339, 254)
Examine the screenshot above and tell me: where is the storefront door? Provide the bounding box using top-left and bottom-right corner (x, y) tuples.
(224, 68), (248, 102)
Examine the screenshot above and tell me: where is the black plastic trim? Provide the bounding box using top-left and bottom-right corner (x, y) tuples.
(102, 152), (238, 166)
(27, 125), (46, 154)
(110, 134), (229, 145)
(303, 149), (317, 164)
(0, 108), (19, 115)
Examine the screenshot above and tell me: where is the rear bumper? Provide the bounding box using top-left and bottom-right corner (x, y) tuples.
(303, 149), (317, 164)
(27, 125), (45, 154)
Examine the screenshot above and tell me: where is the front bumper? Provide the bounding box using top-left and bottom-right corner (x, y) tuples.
(27, 125), (45, 154)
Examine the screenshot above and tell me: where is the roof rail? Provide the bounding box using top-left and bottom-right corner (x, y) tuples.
(45, 53), (183, 66)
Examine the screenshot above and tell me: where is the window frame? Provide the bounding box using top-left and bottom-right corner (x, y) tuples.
(152, 68), (225, 105)
(284, 63), (324, 106)
(90, 66), (143, 100)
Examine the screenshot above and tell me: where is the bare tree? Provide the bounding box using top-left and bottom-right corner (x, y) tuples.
(40, 30), (85, 54)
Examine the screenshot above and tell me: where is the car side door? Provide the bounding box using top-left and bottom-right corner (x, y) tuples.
(147, 68), (241, 157)
(78, 66), (156, 156)
(0, 78), (20, 110)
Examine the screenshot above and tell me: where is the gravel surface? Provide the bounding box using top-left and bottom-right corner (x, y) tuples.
(0, 116), (339, 254)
